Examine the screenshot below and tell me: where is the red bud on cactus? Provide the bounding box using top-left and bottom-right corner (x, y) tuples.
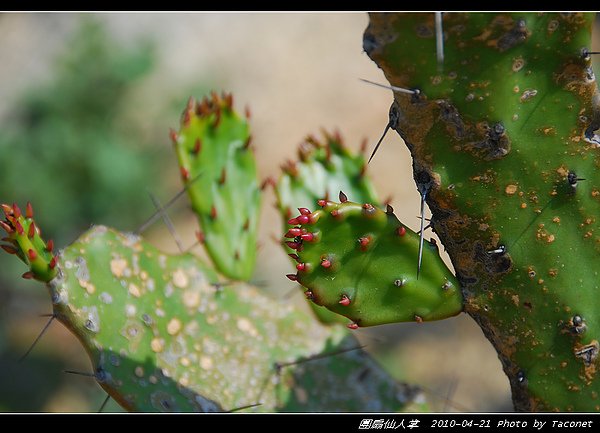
(0, 221), (13, 234)
(347, 323), (359, 330)
(285, 228), (303, 238)
(193, 138), (202, 154)
(321, 259), (331, 268)
(46, 239), (54, 253)
(285, 241), (301, 250)
(28, 222), (36, 239)
(169, 128), (178, 143)
(317, 199), (327, 207)
(397, 226), (406, 236)
(12, 203), (21, 218)
(300, 233), (314, 242)
(296, 263), (306, 271)
(1, 244), (17, 254)
(339, 295), (351, 306)
(339, 191), (348, 203)
(213, 108), (221, 128)
(22, 271), (34, 279)
(14, 221), (24, 235)
(297, 215), (309, 224)
(210, 205), (217, 220)
(287, 217), (299, 225)
(180, 167), (190, 181)
(26, 202), (34, 219)
(298, 208), (311, 215)
(195, 231), (205, 244)
(1, 204), (12, 217)
(49, 256), (57, 270)
(288, 253), (300, 262)
(28, 249), (37, 261)
(286, 273), (298, 281)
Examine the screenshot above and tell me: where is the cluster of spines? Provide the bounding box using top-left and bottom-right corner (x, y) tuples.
(1, 202), (57, 282)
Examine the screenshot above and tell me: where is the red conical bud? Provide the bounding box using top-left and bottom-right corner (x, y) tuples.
(28, 249), (37, 261)
(28, 222), (36, 239)
(285, 228), (302, 238)
(26, 202), (34, 219)
(12, 203), (22, 218)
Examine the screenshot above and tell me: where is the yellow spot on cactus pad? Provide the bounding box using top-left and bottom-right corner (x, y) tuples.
(200, 356), (213, 370)
(151, 338), (165, 353)
(167, 318), (182, 335)
(172, 269), (189, 288)
(110, 257), (128, 278)
(505, 184), (518, 195)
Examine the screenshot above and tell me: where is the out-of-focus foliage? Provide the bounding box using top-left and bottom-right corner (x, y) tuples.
(0, 17), (165, 412)
(0, 18), (162, 243)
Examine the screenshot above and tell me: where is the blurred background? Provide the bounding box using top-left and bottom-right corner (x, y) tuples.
(4, 12), (588, 412)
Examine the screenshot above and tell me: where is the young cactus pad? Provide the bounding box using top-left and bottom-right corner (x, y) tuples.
(1, 205), (424, 412)
(286, 200), (462, 327)
(365, 12), (600, 410)
(172, 92), (260, 281)
(276, 131), (381, 325)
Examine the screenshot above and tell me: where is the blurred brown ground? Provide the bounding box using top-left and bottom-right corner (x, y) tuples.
(0, 12), (545, 412)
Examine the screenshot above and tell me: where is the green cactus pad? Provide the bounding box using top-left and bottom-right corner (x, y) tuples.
(173, 92), (260, 281)
(286, 200), (462, 327)
(275, 132), (381, 325)
(365, 12), (600, 410)
(3, 219), (424, 412)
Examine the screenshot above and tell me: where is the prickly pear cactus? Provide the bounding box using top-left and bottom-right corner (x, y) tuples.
(285, 200), (462, 328)
(275, 131), (381, 324)
(1, 203), (424, 412)
(365, 12), (600, 411)
(172, 92), (260, 281)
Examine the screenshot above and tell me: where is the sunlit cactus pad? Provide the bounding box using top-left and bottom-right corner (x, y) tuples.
(36, 225), (423, 412)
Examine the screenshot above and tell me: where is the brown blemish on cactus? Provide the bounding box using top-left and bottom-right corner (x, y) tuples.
(574, 340), (599, 382)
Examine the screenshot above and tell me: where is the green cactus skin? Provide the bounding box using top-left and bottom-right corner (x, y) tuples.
(286, 200), (462, 327)
(365, 12), (600, 411)
(173, 92), (260, 281)
(2, 211), (424, 412)
(275, 131), (381, 325)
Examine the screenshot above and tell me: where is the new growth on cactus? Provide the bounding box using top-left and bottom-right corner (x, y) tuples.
(1, 203), (57, 282)
(173, 92), (260, 282)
